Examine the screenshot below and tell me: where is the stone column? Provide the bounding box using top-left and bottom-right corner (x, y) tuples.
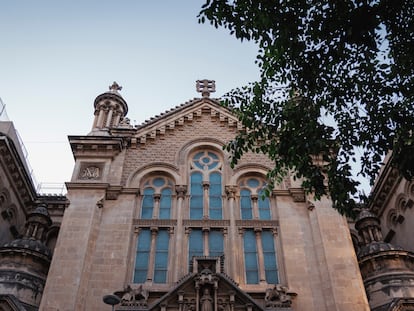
(203, 227), (209, 256)
(96, 108), (106, 128)
(203, 181), (210, 219)
(147, 227), (158, 282)
(105, 105), (114, 127)
(251, 195), (259, 219)
(254, 228), (266, 283)
(174, 185), (187, 281)
(153, 194), (161, 219)
(225, 185), (238, 280)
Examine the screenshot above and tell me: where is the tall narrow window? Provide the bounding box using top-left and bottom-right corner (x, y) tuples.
(209, 230), (224, 257)
(159, 188), (172, 219)
(134, 229), (151, 283)
(154, 229), (170, 283)
(258, 189), (271, 220)
(240, 189), (253, 220)
(134, 228), (170, 284)
(262, 231), (278, 284)
(243, 229), (278, 284)
(188, 229), (224, 266)
(189, 229), (203, 261)
(190, 173), (203, 219)
(243, 229), (259, 284)
(141, 188), (154, 219)
(209, 172), (222, 219)
(189, 151), (222, 219)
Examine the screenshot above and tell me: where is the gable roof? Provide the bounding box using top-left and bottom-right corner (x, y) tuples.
(132, 97), (242, 145)
(148, 272), (265, 311)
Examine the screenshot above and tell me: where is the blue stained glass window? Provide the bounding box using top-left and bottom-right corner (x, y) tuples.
(141, 188), (154, 219)
(258, 189), (271, 220)
(153, 177), (165, 187)
(190, 173), (203, 219)
(209, 172), (222, 219)
(240, 189), (253, 220)
(243, 230), (259, 284)
(262, 231), (278, 284)
(159, 188), (172, 219)
(247, 178), (260, 188)
(194, 152), (203, 161)
(209, 230), (224, 257)
(134, 229), (151, 283)
(208, 152), (218, 160)
(154, 230), (169, 283)
(189, 229), (203, 264)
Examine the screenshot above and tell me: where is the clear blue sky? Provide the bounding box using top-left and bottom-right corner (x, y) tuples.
(0, 1), (259, 189)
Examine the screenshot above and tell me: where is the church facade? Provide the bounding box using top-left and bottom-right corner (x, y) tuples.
(0, 81), (413, 310)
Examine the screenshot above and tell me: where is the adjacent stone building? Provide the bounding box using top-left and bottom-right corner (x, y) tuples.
(0, 81), (413, 310)
(0, 101), (68, 311)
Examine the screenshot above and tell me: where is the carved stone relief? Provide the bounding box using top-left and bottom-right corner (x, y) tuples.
(78, 163), (104, 180)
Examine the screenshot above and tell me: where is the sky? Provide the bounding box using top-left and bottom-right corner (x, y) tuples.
(0, 1), (260, 193)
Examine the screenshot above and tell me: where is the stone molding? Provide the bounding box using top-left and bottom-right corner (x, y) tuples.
(183, 219), (230, 227)
(0, 137), (37, 207)
(134, 99), (241, 145)
(68, 135), (126, 159)
(235, 220), (279, 228)
(133, 219), (178, 227)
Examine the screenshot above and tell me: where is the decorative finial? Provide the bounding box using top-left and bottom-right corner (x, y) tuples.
(196, 80), (216, 98)
(109, 81), (122, 92)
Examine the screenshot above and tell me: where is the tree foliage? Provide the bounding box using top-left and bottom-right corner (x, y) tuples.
(199, 0), (414, 217)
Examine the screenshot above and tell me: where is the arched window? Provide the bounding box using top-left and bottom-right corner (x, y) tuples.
(141, 188), (155, 219)
(141, 177), (173, 219)
(190, 172), (203, 219)
(239, 177), (271, 220)
(189, 151), (223, 220)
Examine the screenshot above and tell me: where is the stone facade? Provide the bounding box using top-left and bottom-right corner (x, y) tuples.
(0, 116), (68, 310)
(1, 81), (412, 310)
(38, 81), (368, 311)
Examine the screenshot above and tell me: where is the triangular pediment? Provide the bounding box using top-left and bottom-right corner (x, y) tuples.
(115, 270), (264, 311)
(132, 98), (241, 145)
(114, 257), (295, 311)
(149, 272), (263, 311)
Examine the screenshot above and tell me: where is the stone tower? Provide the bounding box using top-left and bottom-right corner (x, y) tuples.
(90, 81), (129, 135)
(355, 209), (414, 310)
(0, 203), (52, 310)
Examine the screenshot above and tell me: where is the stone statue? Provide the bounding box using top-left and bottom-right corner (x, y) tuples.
(200, 288), (213, 311)
(114, 284), (149, 306)
(265, 285), (294, 307)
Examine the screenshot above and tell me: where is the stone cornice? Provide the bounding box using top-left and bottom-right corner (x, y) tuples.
(0, 136), (37, 211)
(235, 220), (279, 228)
(368, 155), (401, 216)
(36, 195), (69, 219)
(183, 219), (230, 227)
(133, 219), (178, 227)
(68, 135), (126, 159)
(65, 182), (110, 190)
(133, 98), (241, 145)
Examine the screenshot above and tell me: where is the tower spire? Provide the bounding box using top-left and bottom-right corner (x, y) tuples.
(90, 82), (129, 135)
